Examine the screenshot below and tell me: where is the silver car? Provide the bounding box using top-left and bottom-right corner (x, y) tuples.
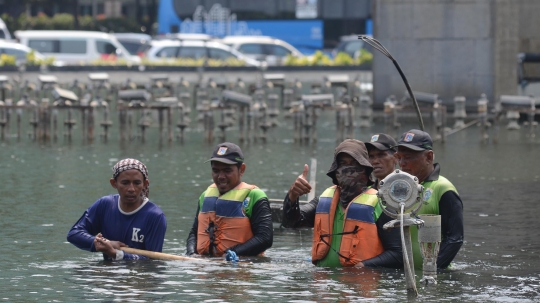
(145, 39), (261, 67)
(0, 40), (50, 66)
(220, 35), (304, 66)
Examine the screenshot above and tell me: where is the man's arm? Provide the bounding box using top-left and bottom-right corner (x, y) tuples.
(186, 203), (201, 256)
(67, 200), (103, 252)
(229, 197), (273, 256)
(282, 192), (319, 228)
(437, 190), (464, 269)
(362, 211), (403, 268)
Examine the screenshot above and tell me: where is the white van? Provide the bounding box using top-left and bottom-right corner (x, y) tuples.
(15, 30), (140, 65)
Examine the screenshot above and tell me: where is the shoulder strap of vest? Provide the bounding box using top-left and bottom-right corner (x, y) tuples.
(207, 182), (258, 191)
(364, 188), (377, 195)
(237, 182), (258, 190)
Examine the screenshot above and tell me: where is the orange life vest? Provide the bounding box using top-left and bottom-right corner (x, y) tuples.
(312, 186), (384, 266)
(197, 182), (257, 256)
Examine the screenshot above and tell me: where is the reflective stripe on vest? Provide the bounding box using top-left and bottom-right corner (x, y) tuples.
(312, 185), (384, 266)
(197, 182), (257, 256)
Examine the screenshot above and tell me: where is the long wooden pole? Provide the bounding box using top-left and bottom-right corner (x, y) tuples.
(120, 247), (206, 262)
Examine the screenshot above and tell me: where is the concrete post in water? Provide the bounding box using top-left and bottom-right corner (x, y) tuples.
(137, 108), (152, 142)
(52, 106), (58, 141)
(176, 102), (189, 142)
(39, 98), (51, 141)
(291, 101), (304, 143)
(505, 111), (521, 130)
(302, 103), (312, 143)
(439, 104), (447, 143)
(88, 73), (111, 107)
(523, 96), (537, 138)
(217, 103), (229, 142)
(177, 77), (191, 105)
(343, 96), (355, 139)
(16, 94), (38, 140)
(418, 214), (441, 285)
(0, 75), (12, 139)
(52, 87), (78, 141)
(282, 88), (293, 116)
(87, 106), (95, 141)
(292, 79), (303, 102)
(99, 101), (113, 141)
(453, 96), (467, 129)
(358, 94), (373, 128)
(383, 95), (400, 137)
(238, 106), (246, 143)
(499, 95), (536, 133)
(64, 104), (76, 140)
(267, 93), (279, 135)
(79, 93), (91, 139)
(335, 103), (346, 143)
(477, 94), (490, 143)
(118, 90), (151, 141)
(0, 101), (6, 140)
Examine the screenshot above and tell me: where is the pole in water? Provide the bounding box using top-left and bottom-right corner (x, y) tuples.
(418, 214), (441, 285)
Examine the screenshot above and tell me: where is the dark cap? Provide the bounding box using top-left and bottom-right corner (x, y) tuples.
(327, 139), (373, 185)
(206, 142), (244, 165)
(365, 133), (397, 152)
(397, 129), (433, 151)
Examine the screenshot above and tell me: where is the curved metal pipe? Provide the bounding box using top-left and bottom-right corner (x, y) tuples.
(359, 35), (425, 131)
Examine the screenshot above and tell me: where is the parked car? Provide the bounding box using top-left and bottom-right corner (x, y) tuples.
(15, 30), (140, 65)
(220, 35), (304, 66)
(113, 33), (152, 57)
(145, 39), (260, 66)
(331, 35), (372, 59)
(154, 33), (216, 41)
(0, 40), (49, 65)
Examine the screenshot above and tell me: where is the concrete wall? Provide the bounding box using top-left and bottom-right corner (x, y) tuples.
(373, 0), (540, 106)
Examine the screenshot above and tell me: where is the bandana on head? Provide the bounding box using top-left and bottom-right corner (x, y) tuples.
(112, 158), (150, 198)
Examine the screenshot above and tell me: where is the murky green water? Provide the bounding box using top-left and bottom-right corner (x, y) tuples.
(1, 109), (539, 302)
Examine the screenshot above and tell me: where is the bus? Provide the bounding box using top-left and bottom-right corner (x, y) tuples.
(157, 0), (372, 55)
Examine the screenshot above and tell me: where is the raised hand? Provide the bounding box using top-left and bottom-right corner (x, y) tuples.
(288, 164), (312, 203)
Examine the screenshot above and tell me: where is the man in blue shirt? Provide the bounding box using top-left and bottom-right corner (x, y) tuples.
(67, 158), (167, 261)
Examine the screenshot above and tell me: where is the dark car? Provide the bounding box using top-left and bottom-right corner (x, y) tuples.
(331, 35), (373, 59)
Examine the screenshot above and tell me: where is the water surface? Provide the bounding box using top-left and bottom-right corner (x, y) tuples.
(1, 111), (539, 302)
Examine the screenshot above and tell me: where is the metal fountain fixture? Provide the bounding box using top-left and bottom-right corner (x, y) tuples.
(377, 169), (442, 296)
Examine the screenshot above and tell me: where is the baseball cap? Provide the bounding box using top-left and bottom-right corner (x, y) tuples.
(397, 129), (433, 151)
(206, 142), (244, 165)
(365, 133), (397, 152)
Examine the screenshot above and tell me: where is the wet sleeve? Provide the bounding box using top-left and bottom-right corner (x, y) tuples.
(186, 203), (201, 256)
(282, 192), (319, 228)
(363, 212), (404, 269)
(66, 199), (103, 252)
(437, 190), (464, 269)
(230, 197), (273, 256)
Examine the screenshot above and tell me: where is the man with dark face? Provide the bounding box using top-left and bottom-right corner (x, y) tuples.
(283, 139), (402, 268)
(365, 133), (399, 189)
(396, 129), (463, 269)
(186, 142), (273, 259)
